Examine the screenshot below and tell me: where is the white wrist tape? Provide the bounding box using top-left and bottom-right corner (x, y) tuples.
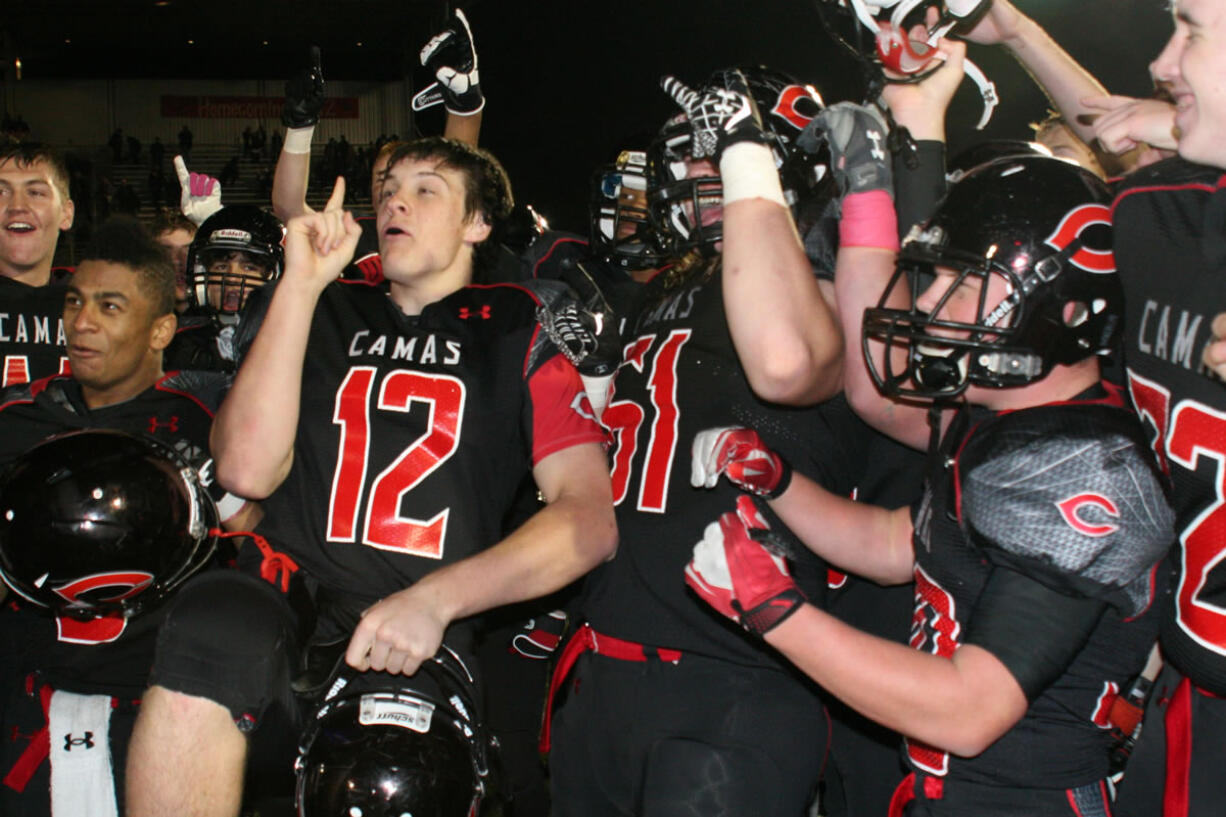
(282, 126), (315, 155)
(720, 142), (788, 208)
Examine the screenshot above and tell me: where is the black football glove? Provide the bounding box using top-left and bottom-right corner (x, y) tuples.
(799, 102), (892, 198)
(411, 8), (484, 115)
(535, 261), (622, 379)
(560, 258), (622, 378)
(282, 46), (326, 129)
(660, 69), (770, 162)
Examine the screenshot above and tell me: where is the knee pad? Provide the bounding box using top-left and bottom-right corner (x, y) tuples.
(149, 570), (298, 728)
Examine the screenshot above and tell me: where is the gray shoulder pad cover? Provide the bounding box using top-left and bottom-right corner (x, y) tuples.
(960, 404), (1174, 617)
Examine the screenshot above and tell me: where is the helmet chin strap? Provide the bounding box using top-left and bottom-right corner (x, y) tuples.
(976, 349), (1045, 381)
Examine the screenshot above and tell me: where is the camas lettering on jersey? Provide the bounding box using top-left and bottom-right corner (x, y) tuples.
(637, 285), (700, 328)
(1134, 299), (1215, 373)
(0, 310), (66, 346)
(347, 329), (462, 365)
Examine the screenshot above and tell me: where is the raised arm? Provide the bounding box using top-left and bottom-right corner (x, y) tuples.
(271, 46), (326, 221)
(660, 70), (843, 405)
(961, 0), (1109, 145)
(829, 39), (968, 450)
(414, 9), (485, 147)
(211, 178), (361, 498)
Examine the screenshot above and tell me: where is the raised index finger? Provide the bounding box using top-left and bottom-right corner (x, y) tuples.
(324, 175), (346, 212)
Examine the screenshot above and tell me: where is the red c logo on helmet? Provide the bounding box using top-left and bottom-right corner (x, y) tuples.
(52, 571), (155, 645)
(1044, 203), (1115, 273)
(771, 85), (823, 131)
(1056, 493), (1120, 537)
(52, 571), (155, 606)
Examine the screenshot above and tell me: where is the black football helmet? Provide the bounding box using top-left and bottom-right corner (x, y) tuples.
(186, 205), (285, 320)
(945, 139), (1052, 183)
(647, 66), (832, 258)
(0, 429), (218, 620)
(589, 149), (668, 270)
(862, 153), (1119, 399)
(295, 647), (496, 817)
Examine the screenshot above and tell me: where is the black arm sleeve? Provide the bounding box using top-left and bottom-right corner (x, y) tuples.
(893, 139), (946, 241)
(963, 565), (1107, 700)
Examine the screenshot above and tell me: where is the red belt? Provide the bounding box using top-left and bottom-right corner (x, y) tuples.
(3, 676), (53, 793)
(538, 623), (682, 753)
(888, 772), (945, 817)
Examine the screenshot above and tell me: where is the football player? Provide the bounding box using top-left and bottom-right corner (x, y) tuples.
(0, 217), (256, 817)
(163, 206), (284, 373)
(0, 143), (75, 386)
(687, 80), (1174, 815)
(545, 67), (868, 817)
(271, 12), (483, 285)
(925, 4), (1226, 813)
(124, 137), (616, 817)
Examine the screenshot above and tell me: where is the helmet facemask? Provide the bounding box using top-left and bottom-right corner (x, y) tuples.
(193, 249), (276, 318)
(589, 150), (668, 270)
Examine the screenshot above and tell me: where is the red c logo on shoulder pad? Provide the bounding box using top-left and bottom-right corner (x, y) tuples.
(1056, 493), (1120, 537)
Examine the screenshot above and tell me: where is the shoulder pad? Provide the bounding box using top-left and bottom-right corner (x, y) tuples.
(176, 313), (213, 332)
(0, 381), (37, 408)
(522, 231), (588, 280)
(518, 277), (577, 311)
(159, 370), (231, 413)
(959, 404), (1174, 617)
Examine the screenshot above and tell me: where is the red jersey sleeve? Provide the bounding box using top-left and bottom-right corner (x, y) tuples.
(526, 354), (607, 464)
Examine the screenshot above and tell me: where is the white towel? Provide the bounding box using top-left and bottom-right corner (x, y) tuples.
(47, 689), (118, 817)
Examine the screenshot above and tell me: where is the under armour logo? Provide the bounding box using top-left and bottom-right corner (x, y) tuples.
(147, 415), (180, 433)
(459, 305), (491, 320)
(867, 128), (885, 161)
(64, 732), (95, 751)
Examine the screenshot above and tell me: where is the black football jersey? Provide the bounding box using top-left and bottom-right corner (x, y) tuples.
(904, 390), (1171, 788)
(0, 371), (231, 695)
(341, 216), (384, 284)
(0, 277), (69, 387)
(1114, 158), (1226, 695)
(250, 280), (603, 610)
(582, 259), (869, 668)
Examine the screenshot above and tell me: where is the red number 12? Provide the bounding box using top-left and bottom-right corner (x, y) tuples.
(327, 366), (465, 559)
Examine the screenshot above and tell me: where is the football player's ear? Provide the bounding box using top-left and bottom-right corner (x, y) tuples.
(60, 196), (75, 231)
(463, 212), (492, 244)
(151, 311), (177, 352)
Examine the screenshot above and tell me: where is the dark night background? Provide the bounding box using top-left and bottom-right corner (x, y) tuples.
(2, 0), (1175, 232)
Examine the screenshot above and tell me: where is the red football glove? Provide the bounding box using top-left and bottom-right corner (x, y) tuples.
(685, 495), (806, 636)
(691, 426), (792, 498)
